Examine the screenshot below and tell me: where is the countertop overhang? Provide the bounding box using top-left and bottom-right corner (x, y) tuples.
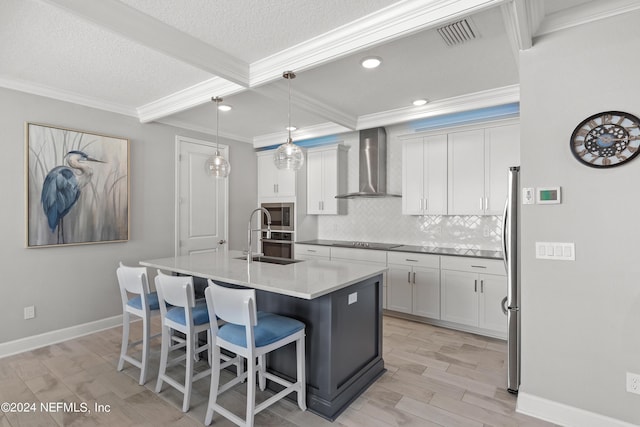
(140, 250), (387, 300)
(296, 239), (503, 260)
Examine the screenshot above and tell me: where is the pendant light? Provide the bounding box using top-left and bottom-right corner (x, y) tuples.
(205, 96), (231, 178)
(274, 71), (304, 171)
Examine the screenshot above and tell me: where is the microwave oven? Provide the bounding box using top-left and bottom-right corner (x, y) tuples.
(260, 203), (294, 231)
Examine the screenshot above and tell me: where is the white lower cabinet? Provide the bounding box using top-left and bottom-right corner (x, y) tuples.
(440, 256), (507, 337)
(294, 244), (330, 261)
(387, 252), (440, 319)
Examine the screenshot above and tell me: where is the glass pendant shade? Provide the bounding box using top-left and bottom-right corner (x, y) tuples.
(205, 151), (231, 177)
(205, 96), (230, 178)
(274, 70), (304, 171)
(274, 138), (304, 170)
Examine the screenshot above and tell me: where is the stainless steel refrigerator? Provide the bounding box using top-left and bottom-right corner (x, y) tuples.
(501, 166), (520, 394)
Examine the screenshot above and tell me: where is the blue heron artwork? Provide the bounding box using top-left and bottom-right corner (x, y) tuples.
(27, 123), (129, 247)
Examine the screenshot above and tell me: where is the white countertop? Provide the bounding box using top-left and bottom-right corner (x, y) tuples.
(140, 250), (387, 300)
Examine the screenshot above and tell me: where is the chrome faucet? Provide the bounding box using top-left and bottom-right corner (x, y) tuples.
(247, 207), (272, 263)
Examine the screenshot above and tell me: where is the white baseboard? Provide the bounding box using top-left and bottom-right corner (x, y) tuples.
(517, 391), (638, 427)
(0, 315), (123, 359)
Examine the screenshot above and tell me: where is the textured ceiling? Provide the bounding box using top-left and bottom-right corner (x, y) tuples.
(0, 0), (615, 144)
(119, 0), (399, 62)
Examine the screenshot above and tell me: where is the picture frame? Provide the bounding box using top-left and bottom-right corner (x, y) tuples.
(25, 122), (130, 248)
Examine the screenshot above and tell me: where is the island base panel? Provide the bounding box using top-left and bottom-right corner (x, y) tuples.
(255, 274), (385, 420)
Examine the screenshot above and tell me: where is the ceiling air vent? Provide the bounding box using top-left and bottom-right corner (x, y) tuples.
(437, 18), (478, 47)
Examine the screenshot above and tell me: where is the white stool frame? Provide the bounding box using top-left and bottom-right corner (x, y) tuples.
(204, 281), (306, 427)
(116, 262), (160, 385)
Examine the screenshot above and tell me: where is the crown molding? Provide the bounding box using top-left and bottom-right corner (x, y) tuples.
(357, 84), (520, 130)
(250, 0), (508, 88)
(257, 84), (357, 130)
(158, 117), (252, 144)
(253, 122), (350, 148)
(137, 77), (245, 123)
(42, 0), (249, 86)
(535, 0), (640, 37)
(0, 76), (137, 117)
(252, 85), (519, 147)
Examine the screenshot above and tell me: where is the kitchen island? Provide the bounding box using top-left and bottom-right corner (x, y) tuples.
(140, 251), (386, 420)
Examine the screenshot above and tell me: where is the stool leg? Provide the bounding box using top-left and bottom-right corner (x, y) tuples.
(246, 355), (257, 427)
(296, 335), (307, 411)
(155, 324), (170, 393)
(183, 330), (195, 412)
(258, 355), (266, 391)
(139, 314), (150, 385)
(117, 311), (130, 372)
(204, 345), (221, 426)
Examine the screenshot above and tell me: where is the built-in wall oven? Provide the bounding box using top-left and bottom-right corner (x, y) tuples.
(261, 231), (294, 259)
(260, 202), (294, 231)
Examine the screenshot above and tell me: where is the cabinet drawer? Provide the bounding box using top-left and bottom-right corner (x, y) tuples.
(330, 247), (387, 264)
(387, 252), (439, 268)
(295, 244), (330, 258)
(440, 256), (505, 275)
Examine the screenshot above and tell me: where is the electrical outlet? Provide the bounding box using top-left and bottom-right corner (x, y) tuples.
(627, 372), (640, 395)
(24, 305), (35, 320)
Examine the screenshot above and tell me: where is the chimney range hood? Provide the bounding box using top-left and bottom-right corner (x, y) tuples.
(335, 127), (400, 199)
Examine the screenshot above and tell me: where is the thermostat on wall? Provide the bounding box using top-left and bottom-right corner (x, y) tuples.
(536, 187), (561, 204)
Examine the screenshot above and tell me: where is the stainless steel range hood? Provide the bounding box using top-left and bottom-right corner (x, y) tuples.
(335, 127), (400, 199)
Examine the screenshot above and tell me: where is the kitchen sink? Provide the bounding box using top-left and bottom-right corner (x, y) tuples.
(234, 256), (303, 265)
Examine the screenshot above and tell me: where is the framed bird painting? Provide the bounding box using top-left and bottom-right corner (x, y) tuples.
(25, 123), (129, 248)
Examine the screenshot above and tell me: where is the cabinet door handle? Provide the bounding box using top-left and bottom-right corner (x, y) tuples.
(484, 197), (488, 211)
(419, 199), (423, 211)
(276, 184), (279, 193)
(307, 249), (317, 253)
(321, 201), (324, 210)
(412, 272), (416, 284)
(405, 259), (418, 262)
(407, 272), (411, 283)
(479, 197), (484, 210)
(474, 279), (478, 292)
(471, 265), (487, 269)
(480, 279), (484, 293)
(424, 198), (428, 211)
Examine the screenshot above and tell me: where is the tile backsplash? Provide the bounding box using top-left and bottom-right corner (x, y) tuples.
(317, 195), (503, 251)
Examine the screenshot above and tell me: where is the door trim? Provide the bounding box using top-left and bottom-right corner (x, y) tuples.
(174, 135), (229, 256)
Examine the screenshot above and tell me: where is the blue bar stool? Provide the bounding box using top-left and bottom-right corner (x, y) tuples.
(116, 262), (161, 385)
(204, 280), (306, 427)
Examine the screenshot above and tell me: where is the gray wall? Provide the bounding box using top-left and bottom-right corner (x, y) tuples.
(520, 11), (640, 424)
(0, 87), (256, 344)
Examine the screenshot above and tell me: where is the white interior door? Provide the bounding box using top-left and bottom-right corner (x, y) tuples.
(175, 136), (228, 256)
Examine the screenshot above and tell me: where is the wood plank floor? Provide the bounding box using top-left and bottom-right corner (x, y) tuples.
(0, 316), (556, 426)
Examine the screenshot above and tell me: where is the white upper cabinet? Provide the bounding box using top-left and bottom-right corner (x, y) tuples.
(402, 120), (519, 216)
(402, 134), (447, 215)
(448, 122), (520, 215)
(306, 144), (348, 215)
(448, 129), (486, 215)
(257, 151), (296, 200)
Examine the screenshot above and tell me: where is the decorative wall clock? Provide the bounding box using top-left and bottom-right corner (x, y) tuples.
(570, 111), (640, 168)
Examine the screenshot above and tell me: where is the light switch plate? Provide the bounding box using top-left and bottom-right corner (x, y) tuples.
(348, 292), (358, 305)
(535, 242), (575, 260)
(522, 188), (535, 205)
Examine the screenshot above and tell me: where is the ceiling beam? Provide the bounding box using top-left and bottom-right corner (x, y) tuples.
(41, 0), (249, 87)
(501, 0), (534, 62)
(137, 77), (245, 124)
(250, 0), (509, 88)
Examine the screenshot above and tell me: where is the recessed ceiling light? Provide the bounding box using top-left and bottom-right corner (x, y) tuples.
(361, 56), (382, 69)
(218, 104), (232, 111)
(286, 126), (297, 131)
(412, 99), (428, 106)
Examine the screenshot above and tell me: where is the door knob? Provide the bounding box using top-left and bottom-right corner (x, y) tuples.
(218, 240), (227, 244)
